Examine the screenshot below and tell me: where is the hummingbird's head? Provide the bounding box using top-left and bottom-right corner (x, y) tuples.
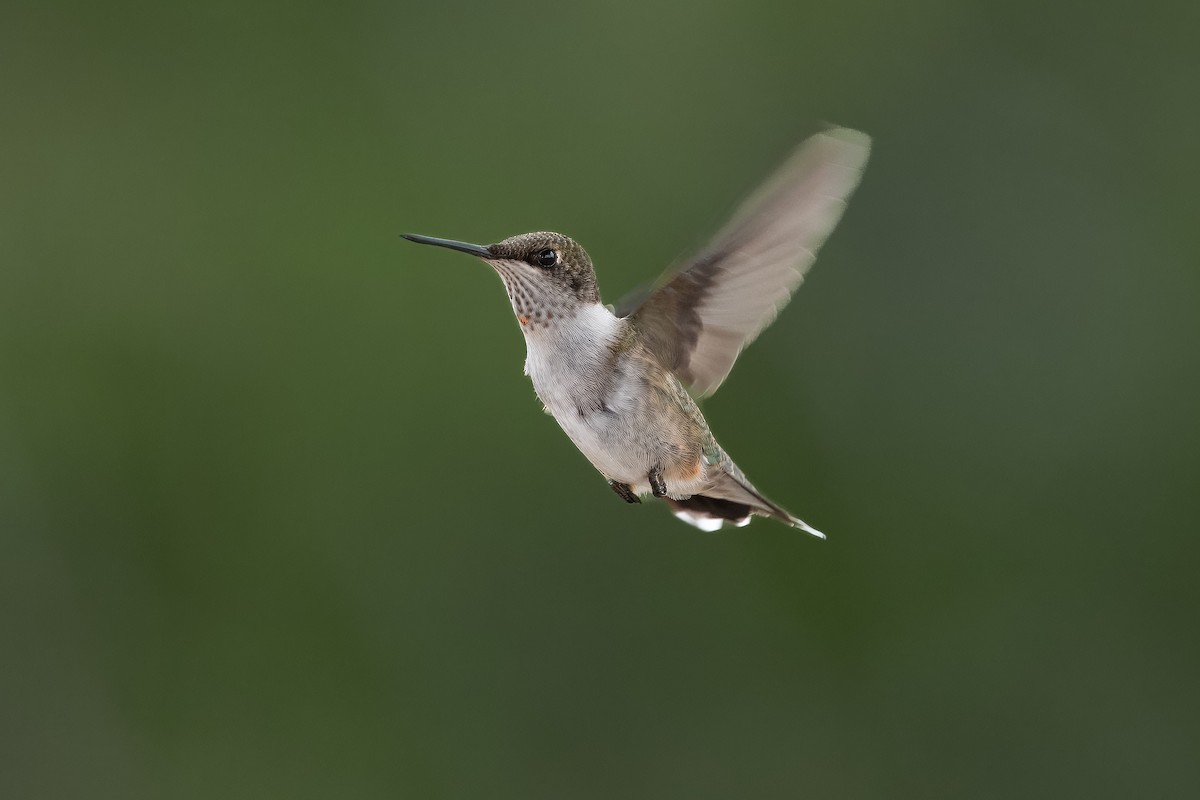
(403, 231), (600, 329)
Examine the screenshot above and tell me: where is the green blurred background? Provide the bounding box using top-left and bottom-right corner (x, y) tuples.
(3, 1), (1198, 797)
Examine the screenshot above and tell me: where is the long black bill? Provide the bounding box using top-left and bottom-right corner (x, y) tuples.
(401, 233), (493, 258)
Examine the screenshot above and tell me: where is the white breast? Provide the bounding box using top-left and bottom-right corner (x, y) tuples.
(522, 304), (646, 481)
(523, 303), (620, 404)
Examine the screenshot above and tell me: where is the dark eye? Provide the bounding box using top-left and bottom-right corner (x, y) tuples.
(531, 248), (558, 268)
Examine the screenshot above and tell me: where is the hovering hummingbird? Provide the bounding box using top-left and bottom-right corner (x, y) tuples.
(403, 127), (870, 534)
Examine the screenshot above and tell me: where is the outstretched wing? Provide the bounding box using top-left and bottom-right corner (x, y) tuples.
(620, 127), (870, 397)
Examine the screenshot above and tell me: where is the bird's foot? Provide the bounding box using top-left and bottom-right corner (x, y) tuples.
(608, 480), (641, 504)
(648, 466), (668, 498)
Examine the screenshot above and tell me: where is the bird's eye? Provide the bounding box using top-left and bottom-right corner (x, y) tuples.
(531, 248), (558, 268)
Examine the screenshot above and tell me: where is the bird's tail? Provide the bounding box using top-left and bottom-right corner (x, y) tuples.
(664, 467), (826, 538)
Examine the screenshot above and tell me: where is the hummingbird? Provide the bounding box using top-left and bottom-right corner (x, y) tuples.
(402, 127), (869, 534)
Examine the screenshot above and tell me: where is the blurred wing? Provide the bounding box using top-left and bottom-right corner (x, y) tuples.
(621, 127), (870, 397)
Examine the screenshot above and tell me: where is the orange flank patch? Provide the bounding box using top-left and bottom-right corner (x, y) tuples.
(671, 459), (703, 483)
(518, 314), (530, 326)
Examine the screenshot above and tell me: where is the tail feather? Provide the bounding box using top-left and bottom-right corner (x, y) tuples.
(663, 495), (754, 532)
(665, 468), (825, 538)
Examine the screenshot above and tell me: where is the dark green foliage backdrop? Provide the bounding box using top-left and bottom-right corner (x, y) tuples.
(3, 1), (1198, 797)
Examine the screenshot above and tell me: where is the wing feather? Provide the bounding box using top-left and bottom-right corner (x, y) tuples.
(622, 128), (870, 396)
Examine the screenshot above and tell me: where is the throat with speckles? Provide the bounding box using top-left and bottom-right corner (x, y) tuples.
(491, 260), (572, 331)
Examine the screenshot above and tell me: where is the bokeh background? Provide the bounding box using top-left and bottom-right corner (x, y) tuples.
(3, 1), (1198, 797)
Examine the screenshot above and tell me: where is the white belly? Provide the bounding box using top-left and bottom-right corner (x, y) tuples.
(522, 305), (707, 497)
(541, 364), (649, 484)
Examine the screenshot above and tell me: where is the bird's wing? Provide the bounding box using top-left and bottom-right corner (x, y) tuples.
(619, 127), (870, 397)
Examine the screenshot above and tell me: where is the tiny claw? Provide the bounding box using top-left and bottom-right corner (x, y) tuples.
(608, 480), (641, 504)
(648, 467), (667, 498)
